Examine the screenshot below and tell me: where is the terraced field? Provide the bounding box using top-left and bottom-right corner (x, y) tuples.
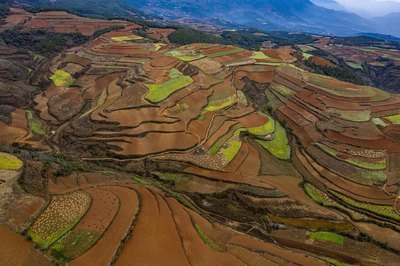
(0, 10), (400, 265)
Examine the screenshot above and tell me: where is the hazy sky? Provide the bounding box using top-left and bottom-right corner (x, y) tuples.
(336, 0), (400, 17)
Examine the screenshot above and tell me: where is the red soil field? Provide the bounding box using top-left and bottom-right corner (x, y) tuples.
(115, 187), (189, 265)
(0, 225), (51, 265)
(70, 186), (139, 266)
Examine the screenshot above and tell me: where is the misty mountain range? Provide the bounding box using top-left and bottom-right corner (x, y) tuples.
(16, 0), (400, 37)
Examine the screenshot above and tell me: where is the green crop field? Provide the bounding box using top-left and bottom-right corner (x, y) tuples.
(330, 190), (400, 221)
(145, 68), (193, 103)
(309, 231), (344, 245)
(203, 96), (237, 114)
(0, 152), (23, 170)
(372, 118), (387, 127)
(132, 175), (151, 185)
(256, 121), (291, 160)
(27, 110), (46, 135)
(315, 143), (387, 171)
(50, 70), (75, 87)
(207, 47), (245, 58)
(219, 129), (244, 162)
(385, 114), (400, 125)
(111, 35), (143, 42)
(194, 224), (222, 252)
(270, 83), (296, 96)
(333, 109), (371, 122)
(165, 50), (205, 62)
(250, 51), (270, 60)
(50, 229), (100, 262)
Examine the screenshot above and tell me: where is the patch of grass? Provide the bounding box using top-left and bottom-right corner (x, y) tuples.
(219, 129), (244, 162)
(303, 183), (365, 219)
(179, 102), (189, 110)
(50, 70), (75, 87)
(270, 83), (296, 96)
(132, 175), (151, 185)
(385, 114), (400, 125)
(194, 224), (223, 252)
(330, 190), (400, 221)
(196, 114), (205, 121)
(50, 229), (100, 262)
(165, 50), (205, 62)
(26, 110), (46, 135)
(248, 116), (275, 136)
(145, 68), (193, 103)
(111, 35), (143, 42)
(160, 173), (182, 185)
(256, 122), (291, 160)
(346, 62), (363, 69)
(0, 152), (23, 170)
(250, 51), (270, 60)
(332, 109), (371, 122)
(372, 118), (387, 127)
(207, 47), (245, 58)
(160, 186), (195, 210)
(303, 53), (313, 60)
(203, 96), (237, 113)
(309, 231), (344, 245)
(315, 143), (387, 171)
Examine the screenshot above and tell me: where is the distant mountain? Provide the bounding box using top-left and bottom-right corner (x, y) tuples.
(311, 0), (347, 11)
(359, 32), (400, 43)
(127, 0), (373, 36)
(372, 12), (400, 37)
(14, 0), (149, 19)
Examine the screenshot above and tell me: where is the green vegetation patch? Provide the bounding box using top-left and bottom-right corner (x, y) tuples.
(207, 47), (245, 58)
(218, 129), (244, 162)
(250, 51), (271, 60)
(0, 152), (23, 170)
(270, 82), (296, 96)
(50, 70), (75, 87)
(145, 68), (193, 103)
(303, 53), (313, 60)
(132, 175), (151, 185)
(26, 110), (46, 135)
(346, 62), (363, 69)
(194, 224), (223, 252)
(256, 122), (291, 160)
(330, 190), (400, 221)
(372, 118), (387, 127)
(28, 192), (91, 249)
(315, 143), (387, 171)
(111, 35), (143, 42)
(332, 109), (371, 122)
(203, 96), (237, 114)
(160, 173), (182, 185)
(50, 229), (100, 262)
(385, 114), (400, 125)
(304, 183), (365, 221)
(165, 50), (205, 62)
(310, 231), (345, 245)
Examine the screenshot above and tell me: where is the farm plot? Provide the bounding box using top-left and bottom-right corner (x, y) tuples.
(28, 191), (91, 249)
(165, 49), (205, 62)
(144, 68), (193, 103)
(111, 35), (143, 42)
(26, 110), (46, 135)
(49, 188), (119, 261)
(50, 70), (75, 87)
(0, 152), (23, 170)
(256, 120), (291, 160)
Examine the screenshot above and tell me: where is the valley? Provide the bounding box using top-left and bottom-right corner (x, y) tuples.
(0, 7), (399, 266)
